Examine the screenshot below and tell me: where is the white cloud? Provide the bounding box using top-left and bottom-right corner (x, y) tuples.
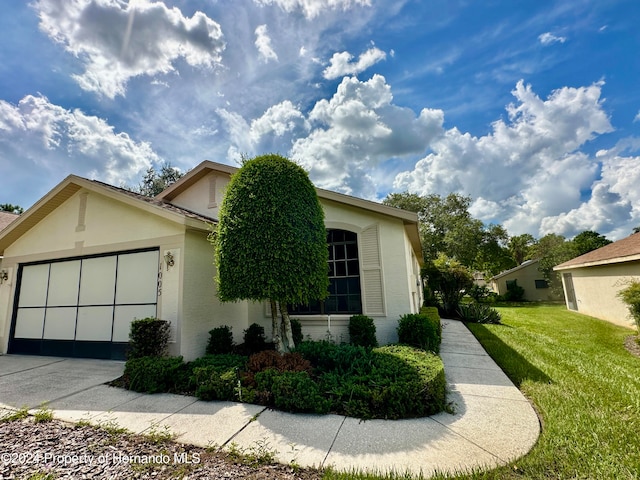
(394, 80), (613, 236)
(0, 95), (159, 205)
(35, 0), (225, 98)
(538, 32), (567, 45)
(254, 24), (278, 62)
(253, 0), (371, 20)
(323, 47), (386, 80)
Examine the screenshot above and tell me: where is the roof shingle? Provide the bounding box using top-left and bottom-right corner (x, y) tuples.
(555, 232), (640, 269)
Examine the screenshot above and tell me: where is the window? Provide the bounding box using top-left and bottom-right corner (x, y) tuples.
(535, 279), (549, 289)
(290, 229), (362, 315)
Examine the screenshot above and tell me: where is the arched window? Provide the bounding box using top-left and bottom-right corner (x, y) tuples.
(290, 229), (362, 315)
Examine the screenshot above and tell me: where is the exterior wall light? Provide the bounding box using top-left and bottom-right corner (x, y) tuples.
(164, 251), (175, 270)
(0, 269), (8, 284)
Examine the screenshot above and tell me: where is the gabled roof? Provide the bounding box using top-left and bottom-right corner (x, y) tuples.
(157, 160), (423, 262)
(491, 258), (540, 281)
(0, 175), (215, 255)
(0, 211), (19, 231)
(554, 232), (640, 270)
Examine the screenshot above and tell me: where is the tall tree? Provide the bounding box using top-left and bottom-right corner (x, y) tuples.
(0, 204), (24, 214)
(476, 224), (516, 276)
(213, 154), (329, 353)
(508, 233), (536, 265)
(531, 233), (577, 296)
(572, 230), (612, 256)
(134, 163), (184, 197)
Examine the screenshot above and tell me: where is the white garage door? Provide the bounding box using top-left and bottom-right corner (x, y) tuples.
(9, 249), (159, 359)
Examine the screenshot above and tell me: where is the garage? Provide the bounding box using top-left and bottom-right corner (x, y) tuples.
(8, 248), (159, 360)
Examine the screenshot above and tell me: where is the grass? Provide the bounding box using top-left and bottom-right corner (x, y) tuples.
(323, 303), (640, 480)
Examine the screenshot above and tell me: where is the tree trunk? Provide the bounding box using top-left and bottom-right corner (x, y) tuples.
(279, 301), (295, 352)
(270, 299), (285, 353)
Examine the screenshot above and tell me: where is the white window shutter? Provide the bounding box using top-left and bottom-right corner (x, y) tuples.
(361, 225), (385, 315)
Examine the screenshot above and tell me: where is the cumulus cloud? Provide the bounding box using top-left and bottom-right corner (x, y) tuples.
(0, 95), (159, 205)
(35, 0), (225, 98)
(323, 47), (386, 80)
(394, 80), (613, 235)
(255, 24), (278, 62)
(538, 32), (566, 45)
(253, 0), (371, 20)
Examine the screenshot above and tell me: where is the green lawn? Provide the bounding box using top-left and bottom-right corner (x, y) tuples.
(324, 304), (640, 480)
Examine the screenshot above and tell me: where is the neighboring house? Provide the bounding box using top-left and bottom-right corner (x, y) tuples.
(0, 161), (423, 360)
(490, 258), (553, 301)
(554, 232), (640, 328)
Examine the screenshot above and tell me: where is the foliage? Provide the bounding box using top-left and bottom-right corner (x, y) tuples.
(255, 370), (331, 413)
(290, 318), (303, 346)
(504, 279), (525, 302)
(206, 325), (235, 355)
(508, 233), (536, 265)
(213, 154), (329, 352)
(423, 254), (473, 317)
(531, 233), (577, 296)
(134, 163), (184, 197)
(348, 315), (378, 348)
(128, 317), (171, 359)
(457, 302), (502, 324)
(244, 350), (313, 387)
(397, 311), (441, 353)
(0, 203), (23, 214)
(295, 341), (369, 375)
(617, 279), (640, 331)
(572, 230), (612, 256)
(468, 284), (493, 302)
(123, 356), (186, 393)
(243, 323), (268, 354)
(191, 365), (239, 401)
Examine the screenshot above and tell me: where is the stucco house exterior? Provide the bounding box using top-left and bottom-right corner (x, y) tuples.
(490, 259), (554, 301)
(0, 161), (423, 360)
(554, 232), (640, 329)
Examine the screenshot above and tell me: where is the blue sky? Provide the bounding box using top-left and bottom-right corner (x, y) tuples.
(1, 0), (639, 240)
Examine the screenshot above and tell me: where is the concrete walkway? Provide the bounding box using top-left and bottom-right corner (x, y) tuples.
(0, 319), (540, 478)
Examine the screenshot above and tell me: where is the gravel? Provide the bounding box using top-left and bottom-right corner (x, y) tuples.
(0, 416), (324, 479)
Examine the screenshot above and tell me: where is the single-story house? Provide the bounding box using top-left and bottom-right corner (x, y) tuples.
(490, 258), (554, 301)
(0, 161), (423, 360)
(554, 232), (640, 328)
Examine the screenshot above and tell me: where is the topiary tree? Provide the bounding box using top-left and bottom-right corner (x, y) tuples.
(213, 154), (329, 353)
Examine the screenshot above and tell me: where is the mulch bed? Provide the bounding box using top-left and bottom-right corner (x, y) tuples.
(624, 335), (640, 358)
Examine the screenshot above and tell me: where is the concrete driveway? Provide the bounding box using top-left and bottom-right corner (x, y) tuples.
(0, 355), (125, 410)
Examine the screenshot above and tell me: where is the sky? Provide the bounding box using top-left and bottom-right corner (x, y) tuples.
(1, 0), (639, 241)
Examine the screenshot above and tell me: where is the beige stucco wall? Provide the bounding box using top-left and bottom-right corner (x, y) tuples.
(0, 189), (189, 355)
(491, 261), (554, 301)
(180, 229), (249, 361)
(169, 172), (230, 220)
(559, 262), (639, 329)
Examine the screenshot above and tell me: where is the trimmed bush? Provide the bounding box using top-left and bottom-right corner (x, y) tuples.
(294, 341), (369, 375)
(123, 356), (186, 393)
(191, 366), (239, 401)
(255, 370), (330, 413)
(244, 350), (313, 387)
(243, 323), (268, 354)
(617, 280), (640, 331)
(397, 312), (441, 353)
(206, 325), (234, 355)
(457, 302), (502, 324)
(128, 318), (171, 359)
(348, 315), (378, 348)
(290, 318), (303, 346)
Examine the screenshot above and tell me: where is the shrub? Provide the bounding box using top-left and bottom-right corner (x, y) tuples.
(186, 354), (247, 390)
(348, 315), (378, 348)
(294, 341), (369, 375)
(468, 284), (492, 303)
(255, 370), (330, 413)
(244, 350), (313, 387)
(290, 318), (303, 346)
(123, 356), (186, 393)
(504, 280), (525, 302)
(191, 366), (239, 401)
(397, 312), (441, 353)
(617, 280), (640, 331)
(206, 325), (234, 355)
(243, 323), (268, 354)
(128, 318), (171, 359)
(457, 302), (502, 324)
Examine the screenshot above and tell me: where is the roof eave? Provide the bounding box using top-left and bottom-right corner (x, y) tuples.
(554, 253), (640, 271)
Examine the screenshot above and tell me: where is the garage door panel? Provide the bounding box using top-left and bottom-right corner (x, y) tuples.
(113, 304), (157, 342)
(43, 307), (77, 340)
(47, 261), (80, 306)
(76, 306), (113, 341)
(79, 256), (117, 305)
(14, 308), (45, 339)
(116, 250), (159, 304)
(18, 264), (49, 307)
